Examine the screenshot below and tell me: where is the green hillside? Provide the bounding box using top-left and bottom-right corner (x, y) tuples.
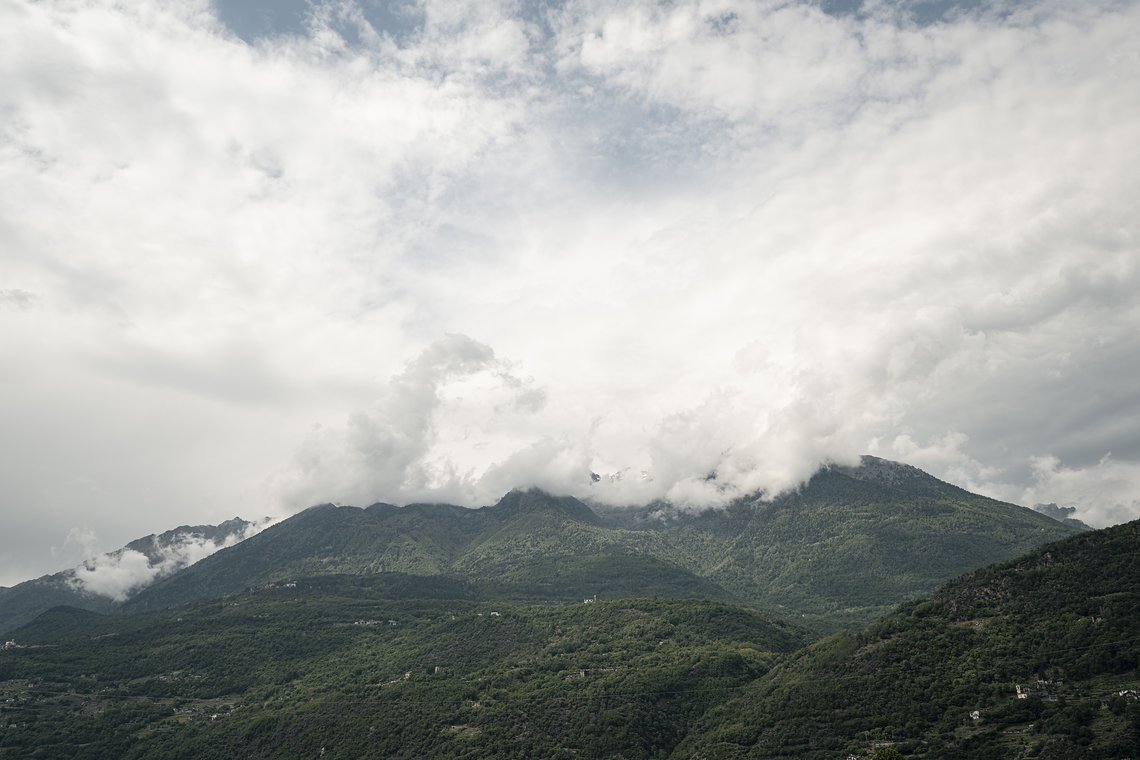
(125, 458), (1078, 631)
(598, 458), (1081, 629)
(2, 520), (1134, 758)
(0, 519), (255, 634)
(0, 578), (805, 759)
(673, 519), (1140, 759)
(0, 577), (117, 636)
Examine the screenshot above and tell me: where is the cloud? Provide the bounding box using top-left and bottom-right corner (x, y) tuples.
(0, 288), (39, 310)
(566, 0), (867, 126)
(1018, 455), (1140, 529)
(281, 334), (550, 506)
(875, 431), (1003, 495)
(1, 0), (1139, 580)
(67, 520), (269, 602)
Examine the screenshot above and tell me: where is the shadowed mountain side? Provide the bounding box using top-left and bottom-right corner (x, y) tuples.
(124, 492), (634, 611)
(125, 503), (479, 611)
(672, 519), (1140, 759)
(125, 493), (692, 612)
(0, 580), (117, 637)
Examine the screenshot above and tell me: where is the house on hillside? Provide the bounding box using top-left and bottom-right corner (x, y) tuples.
(1015, 679), (1058, 701)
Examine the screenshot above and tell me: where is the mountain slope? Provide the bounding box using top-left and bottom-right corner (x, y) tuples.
(0, 588), (807, 759)
(126, 459), (1079, 629)
(0, 576), (118, 637)
(125, 498), (563, 610)
(4, 521), (1135, 758)
(673, 519), (1140, 759)
(598, 457), (1080, 628)
(0, 518), (257, 634)
(125, 490), (668, 612)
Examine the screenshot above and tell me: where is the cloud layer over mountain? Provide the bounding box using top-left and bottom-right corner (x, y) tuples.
(1, 0), (1138, 582)
(67, 520), (268, 601)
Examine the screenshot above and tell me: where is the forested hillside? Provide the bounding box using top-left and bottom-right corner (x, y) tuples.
(3, 520), (1136, 758)
(0, 578), (805, 759)
(674, 520), (1140, 758)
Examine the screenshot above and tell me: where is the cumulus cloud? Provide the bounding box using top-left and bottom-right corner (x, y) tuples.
(1, 0), (1139, 580)
(282, 334), (551, 506)
(1017, 455), (1140, 529)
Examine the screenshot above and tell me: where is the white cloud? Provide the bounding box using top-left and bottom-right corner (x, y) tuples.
(1019, 455), (1140, 529)
(568, 0), (867, 125)
(877, 432), (1003, 496)
(67, 520), (269, 602)
(2, 0), (1139, 580)
(280, 334), (551, 506)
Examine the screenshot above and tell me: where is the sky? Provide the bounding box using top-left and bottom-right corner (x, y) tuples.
(1, 0), (1138, 586)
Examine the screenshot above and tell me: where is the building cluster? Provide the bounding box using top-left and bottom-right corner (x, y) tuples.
(352, 619), (399, 626)
(1015, 679), (1058, 701)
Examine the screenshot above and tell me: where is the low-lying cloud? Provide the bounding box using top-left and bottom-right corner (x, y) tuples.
(67, 521), (269, 602)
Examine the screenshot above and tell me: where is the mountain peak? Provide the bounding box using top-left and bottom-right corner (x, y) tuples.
(121, 517), (258, 563)
(0, 516), (260, 634)
(827, 454), (971, 499)
(491, 489), (602, 525)
(1031, 502), (1092, 531)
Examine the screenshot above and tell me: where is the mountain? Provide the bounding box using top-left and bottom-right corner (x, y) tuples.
(126, 457), (1078, 630)
(3, 521), (1136, 758)
(597, 456), (1083, 629)
(674, 518), (1140, 758)
(0, 573), (118, 638)
(1033, 502), (1094, 531)
(118, 517), (259, 563)
(123, 494), (680, 612)
(0, 518), (258, 634)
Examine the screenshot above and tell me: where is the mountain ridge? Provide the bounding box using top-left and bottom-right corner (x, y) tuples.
(0, 518), (258, 634)
(124, 459), (1078, 630)
(1, 456), (1084, 633)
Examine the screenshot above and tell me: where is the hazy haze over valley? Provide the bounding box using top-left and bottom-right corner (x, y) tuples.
(1, 0), (1139, 584)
